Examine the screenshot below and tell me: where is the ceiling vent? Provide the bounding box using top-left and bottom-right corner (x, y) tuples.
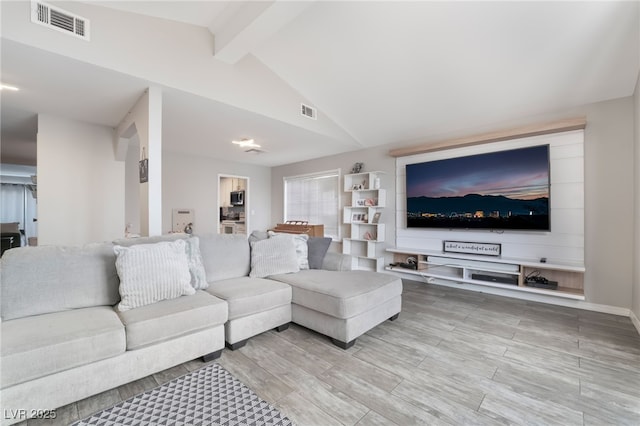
(31, 1), (90, 41)
(301, 103), (317, 120)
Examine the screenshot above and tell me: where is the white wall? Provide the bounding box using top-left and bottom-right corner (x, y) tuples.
(162, 151), (271, 235)
(582, 97), (635, 308)
(37, 114), (124, 245)
(35, 116), (271, 244)
(272, 97), (635, 310)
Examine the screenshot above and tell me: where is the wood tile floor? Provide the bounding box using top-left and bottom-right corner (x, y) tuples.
(24, 280), (640, 425)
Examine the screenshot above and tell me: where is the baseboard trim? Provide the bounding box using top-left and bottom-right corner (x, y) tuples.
(631, 310), (640, 335)
(400, 276), (631, 317)
(572, 301), (631, 317)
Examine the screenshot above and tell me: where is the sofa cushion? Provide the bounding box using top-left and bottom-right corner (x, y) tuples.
(307, 237), (332, 269)
(250, 237), (300, 278)
(114, 240), (195, 311)
(116, 291), (228, 350)
(198, 234), (250, 281)
(113, 235), (207, 290)
(269, 270), (402, 319)
(1, 306), (125, 388)
(206, 277), (292, 320)
(0, 243), (120, 321)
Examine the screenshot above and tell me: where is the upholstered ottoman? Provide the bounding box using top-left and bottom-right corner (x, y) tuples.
(269, 270), (402, 349)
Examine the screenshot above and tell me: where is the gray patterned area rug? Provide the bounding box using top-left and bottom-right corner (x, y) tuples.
(73, 363), (294, 426)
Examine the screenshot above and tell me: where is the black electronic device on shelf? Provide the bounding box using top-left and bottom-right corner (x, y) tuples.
(524, 272), (558, 289)
(471, 273), (518, 285)
(390, 262), (418, 270)
(397, 262), (418, 270)
(390, 257), (418, 270)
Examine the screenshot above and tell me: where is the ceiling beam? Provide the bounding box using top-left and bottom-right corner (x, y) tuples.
(211, 1), (314, 64)
(388, 117), (587, 158)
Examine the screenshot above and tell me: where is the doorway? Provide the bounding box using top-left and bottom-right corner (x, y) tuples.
(0, 164), (38, 249)
(218, 174), (249, 235)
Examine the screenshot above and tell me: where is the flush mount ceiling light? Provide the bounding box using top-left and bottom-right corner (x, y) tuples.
(232, 138), (261, 149)
(0, 83), (19, 91)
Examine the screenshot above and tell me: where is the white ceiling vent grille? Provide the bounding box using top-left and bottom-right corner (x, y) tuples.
(31, 1), (90, 41)
(301, 103), (317, 120)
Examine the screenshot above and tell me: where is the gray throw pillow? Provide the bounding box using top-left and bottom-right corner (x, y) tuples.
(248, 230), (269, 244)
(307, 237), (332, 269)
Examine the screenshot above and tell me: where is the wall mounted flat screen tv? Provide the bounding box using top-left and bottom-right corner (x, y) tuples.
(406, 145), (550, 231)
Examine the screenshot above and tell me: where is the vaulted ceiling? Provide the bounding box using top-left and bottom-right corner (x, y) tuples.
(2, 1), (638, 167)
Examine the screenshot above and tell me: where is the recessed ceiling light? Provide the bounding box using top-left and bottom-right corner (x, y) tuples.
(0, 83), (19, 91)
(232, 138), (261, 148)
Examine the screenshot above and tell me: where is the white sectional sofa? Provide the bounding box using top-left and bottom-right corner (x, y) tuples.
(0, 231), (402, 425)
(0, 241), (228, 426)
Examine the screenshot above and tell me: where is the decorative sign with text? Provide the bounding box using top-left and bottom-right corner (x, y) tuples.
(443, 241), (501, 257)
(139, 146), (148, 184)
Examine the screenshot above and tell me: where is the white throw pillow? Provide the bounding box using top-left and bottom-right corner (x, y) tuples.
(250, 237), (300, 278)
(114, 240), (195, 311)
(184, 237), (208, 290)
(268, 231), (309, 270)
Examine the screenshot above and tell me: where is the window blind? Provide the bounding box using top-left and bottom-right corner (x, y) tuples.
(284, 169), (340, 240)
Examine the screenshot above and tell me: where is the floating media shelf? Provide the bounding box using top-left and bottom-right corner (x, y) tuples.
(386, 247), (585, 300)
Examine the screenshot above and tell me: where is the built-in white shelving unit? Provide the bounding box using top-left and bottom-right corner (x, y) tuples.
(386, 247), (585, 300)
(343, 171), (386, 271)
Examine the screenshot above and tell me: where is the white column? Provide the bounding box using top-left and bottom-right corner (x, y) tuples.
(115, 87), (163, 237)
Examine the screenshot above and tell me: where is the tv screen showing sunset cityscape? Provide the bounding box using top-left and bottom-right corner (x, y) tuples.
(406, 145), (550, 230)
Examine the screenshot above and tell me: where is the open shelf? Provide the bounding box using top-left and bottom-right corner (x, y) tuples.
(387, 247), (585, 301)
(343, 172), (386, 271)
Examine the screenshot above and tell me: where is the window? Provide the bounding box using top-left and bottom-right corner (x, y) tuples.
(284, 169), (340, 240)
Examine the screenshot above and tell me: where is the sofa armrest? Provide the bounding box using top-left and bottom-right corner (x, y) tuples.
(321, 252), (353, 271)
